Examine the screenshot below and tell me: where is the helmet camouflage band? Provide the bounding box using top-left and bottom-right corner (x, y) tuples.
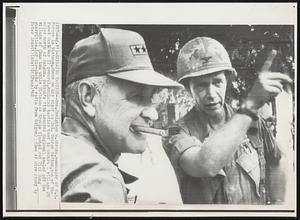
(176, 37), (237, 83)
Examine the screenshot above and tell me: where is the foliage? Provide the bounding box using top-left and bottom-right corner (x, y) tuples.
(62, 25), (294, 125)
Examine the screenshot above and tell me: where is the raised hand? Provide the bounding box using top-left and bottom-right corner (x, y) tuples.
(245, 49), (292, 111)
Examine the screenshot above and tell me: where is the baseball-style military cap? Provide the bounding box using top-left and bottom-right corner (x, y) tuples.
(177, 37), (237, 83)
(67, 28), (183, 89)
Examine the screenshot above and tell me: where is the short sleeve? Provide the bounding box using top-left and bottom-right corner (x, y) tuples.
(162, 127), (202, 181)
(61, 163), (127, 203)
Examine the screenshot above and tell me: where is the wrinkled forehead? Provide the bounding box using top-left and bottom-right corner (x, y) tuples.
(190, 70), (227, 83)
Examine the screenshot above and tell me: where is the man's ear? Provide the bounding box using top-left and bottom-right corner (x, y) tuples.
(226, 70), (237, 84)
(225, 71), (235, 92)
(78, 81), (97, 118)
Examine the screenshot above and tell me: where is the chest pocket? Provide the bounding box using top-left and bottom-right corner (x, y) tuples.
(236, 120), (266, 199)
(236, 146), (260, 197)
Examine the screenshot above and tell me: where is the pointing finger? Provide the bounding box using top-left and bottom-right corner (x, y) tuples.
(260, 49), (277, 72)
(260, 72), (293, 84)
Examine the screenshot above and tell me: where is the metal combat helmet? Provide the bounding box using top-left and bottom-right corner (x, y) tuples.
(176, 37), (237, 84)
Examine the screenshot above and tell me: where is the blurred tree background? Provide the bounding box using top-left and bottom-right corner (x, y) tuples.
(62, 24), (294, 129)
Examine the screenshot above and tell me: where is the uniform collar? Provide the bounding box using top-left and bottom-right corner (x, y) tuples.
(118, 167), (139, 184)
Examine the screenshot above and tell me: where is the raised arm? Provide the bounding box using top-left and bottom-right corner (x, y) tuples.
(170, 72), (292, 177)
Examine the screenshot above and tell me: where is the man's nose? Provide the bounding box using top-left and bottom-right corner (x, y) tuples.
(141, 106), (158, 121)
(206, 84), (216, 99)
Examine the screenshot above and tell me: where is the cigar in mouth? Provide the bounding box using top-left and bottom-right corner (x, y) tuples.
(132, 126), (167, 137)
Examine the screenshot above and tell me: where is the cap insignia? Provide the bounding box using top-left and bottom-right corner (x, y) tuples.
(130, 44), (147, 56)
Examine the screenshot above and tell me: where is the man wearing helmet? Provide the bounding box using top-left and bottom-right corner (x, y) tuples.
(165, 37), (291, 204)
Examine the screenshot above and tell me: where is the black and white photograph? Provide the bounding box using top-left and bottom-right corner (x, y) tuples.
(61, 24), (295, 205)
(3, 3), (297, 217)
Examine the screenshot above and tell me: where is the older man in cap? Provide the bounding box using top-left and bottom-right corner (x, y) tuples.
(165, 37), (291, 204)
(61, 28), (182, 203)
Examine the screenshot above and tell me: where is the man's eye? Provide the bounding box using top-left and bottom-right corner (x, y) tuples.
(129, 94), (148, 103)
(195, 83), (207, 88)
(213, 80), (223, 87)
(128, 94), (140, 100)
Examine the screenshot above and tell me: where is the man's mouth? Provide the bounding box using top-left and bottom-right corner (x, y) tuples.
(205, 102), (221, 110)
(129, 126), (141, 134)
(129, 124), (149, 138)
